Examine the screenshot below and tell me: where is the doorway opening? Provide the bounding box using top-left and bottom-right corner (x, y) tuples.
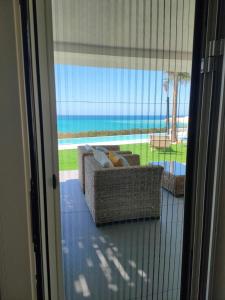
(51, 0), (195, 298)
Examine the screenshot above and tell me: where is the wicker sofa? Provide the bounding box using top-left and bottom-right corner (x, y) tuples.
(78, 145), (132, 192)
(84, 155), (163, 225)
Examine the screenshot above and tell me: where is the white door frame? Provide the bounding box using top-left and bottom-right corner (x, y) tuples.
(28, 0), (64, 299)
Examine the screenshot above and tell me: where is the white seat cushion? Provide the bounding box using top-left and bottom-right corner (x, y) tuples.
(93, 149), (114, 168)
(84, 144), (94, 152)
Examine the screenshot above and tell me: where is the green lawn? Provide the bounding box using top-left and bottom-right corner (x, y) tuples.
(58, 143), (187, 171)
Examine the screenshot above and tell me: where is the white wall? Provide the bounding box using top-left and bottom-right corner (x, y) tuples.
(0, 1), (36, 299)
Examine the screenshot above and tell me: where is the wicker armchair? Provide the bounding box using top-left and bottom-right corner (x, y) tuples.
(84, 155), (163, 225)
(78, 145), (132, 192)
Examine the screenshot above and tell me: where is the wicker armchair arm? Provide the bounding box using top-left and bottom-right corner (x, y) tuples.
(95, 164), (163, 185)
(116, 150), (132, 154)
(123, 154), (140, 166)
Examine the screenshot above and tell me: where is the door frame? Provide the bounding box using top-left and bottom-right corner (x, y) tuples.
(201, 0), (225, 297)
(205, 41), (225, 300)
(181, 0), (225, 298)
(19, 0), (50, 298)
(27, 0), (225, 299)
(29, 0), (64, 298)
(20, 0), (64, 299)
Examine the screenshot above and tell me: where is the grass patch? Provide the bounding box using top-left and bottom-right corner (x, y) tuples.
(58, 149), (78, 171)
(58, 143), (187, 171)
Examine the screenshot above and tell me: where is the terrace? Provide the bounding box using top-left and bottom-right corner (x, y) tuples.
(58, 139), (186, 299)
(60, 168), (184, 300)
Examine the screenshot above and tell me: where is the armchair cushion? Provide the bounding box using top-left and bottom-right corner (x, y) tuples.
(108, 151), (129, 167)
(95, 146), (109, 153)
(93, 149), (113, 168)
(84, 144), (95, 152)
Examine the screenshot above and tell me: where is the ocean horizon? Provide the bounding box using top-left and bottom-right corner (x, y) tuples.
(57, 115), (188, 133)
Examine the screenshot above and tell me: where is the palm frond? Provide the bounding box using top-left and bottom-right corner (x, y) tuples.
(166, 71), (191, 84)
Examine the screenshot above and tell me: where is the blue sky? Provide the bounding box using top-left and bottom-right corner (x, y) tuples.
(55, 64), (190, 116)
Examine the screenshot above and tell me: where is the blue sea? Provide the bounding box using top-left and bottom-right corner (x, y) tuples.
(57, 115), (189, 132)
(57, 115), (188, 145)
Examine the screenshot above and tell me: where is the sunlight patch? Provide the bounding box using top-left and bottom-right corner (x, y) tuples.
(78, 241), (84, 249)
(62, 246), (69, 254)
(86, 258), (94, 268)
(108, 284), (118, 292)
(106, 248), (130, 281)
(128, 260), (136, 268)
(74, 275), (91, 298)
(138, 269), (147, 278)
(96, 249), (112, 282)
(99, 236), (106, 243)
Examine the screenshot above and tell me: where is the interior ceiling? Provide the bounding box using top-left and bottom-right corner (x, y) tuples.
(52, 0), (195, 72)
